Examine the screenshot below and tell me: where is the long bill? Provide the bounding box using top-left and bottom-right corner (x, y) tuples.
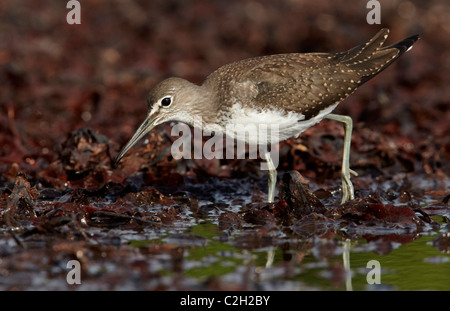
(114, 117), (158, 166)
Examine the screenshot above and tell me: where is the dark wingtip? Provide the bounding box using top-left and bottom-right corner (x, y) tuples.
(354, 32), (419, 86)
(388, 33), (420, 56)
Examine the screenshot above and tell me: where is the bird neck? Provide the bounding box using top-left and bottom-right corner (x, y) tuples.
(176, 82), (219, 127)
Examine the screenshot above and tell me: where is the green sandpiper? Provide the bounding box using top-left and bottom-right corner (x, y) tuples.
(115, 28), (419, 204)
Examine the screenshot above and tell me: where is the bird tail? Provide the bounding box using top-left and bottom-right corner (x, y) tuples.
(338, 28), (419, 85)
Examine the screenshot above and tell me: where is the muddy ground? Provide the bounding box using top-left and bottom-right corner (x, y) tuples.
(0, 0), (449, 291)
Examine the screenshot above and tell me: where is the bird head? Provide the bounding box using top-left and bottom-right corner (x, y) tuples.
(115, 77), (206, 165)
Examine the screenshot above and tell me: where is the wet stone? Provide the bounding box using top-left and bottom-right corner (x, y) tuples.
(279, 171), (326, 216)
(218, 211), (243, 230)
(124, 187), (167, 206)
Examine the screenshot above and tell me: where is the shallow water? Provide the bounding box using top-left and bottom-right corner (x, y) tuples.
(167, 222), (449, 290)
(0, 174), (448, 291)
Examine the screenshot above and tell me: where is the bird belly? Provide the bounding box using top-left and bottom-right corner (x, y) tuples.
(223, 102), (339, 144)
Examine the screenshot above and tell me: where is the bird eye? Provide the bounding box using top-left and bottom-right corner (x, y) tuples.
(161, 97), (172, 107)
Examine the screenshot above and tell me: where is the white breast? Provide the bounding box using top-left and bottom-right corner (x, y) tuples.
(222, 102), (339, 144)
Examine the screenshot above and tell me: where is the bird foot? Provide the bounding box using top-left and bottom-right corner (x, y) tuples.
(340, 168), (356, 204)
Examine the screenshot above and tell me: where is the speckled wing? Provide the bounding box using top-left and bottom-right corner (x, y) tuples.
(238, 53), (362, 120)
(231, 28), (417, 120)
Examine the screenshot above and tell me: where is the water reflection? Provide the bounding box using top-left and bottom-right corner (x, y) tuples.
(175, 220), (449, 290)
(342, 239), (352, 291)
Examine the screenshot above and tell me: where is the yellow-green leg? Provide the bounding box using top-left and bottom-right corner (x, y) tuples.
(264, 151), (277, 203)
(325, 114), (358, 204)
